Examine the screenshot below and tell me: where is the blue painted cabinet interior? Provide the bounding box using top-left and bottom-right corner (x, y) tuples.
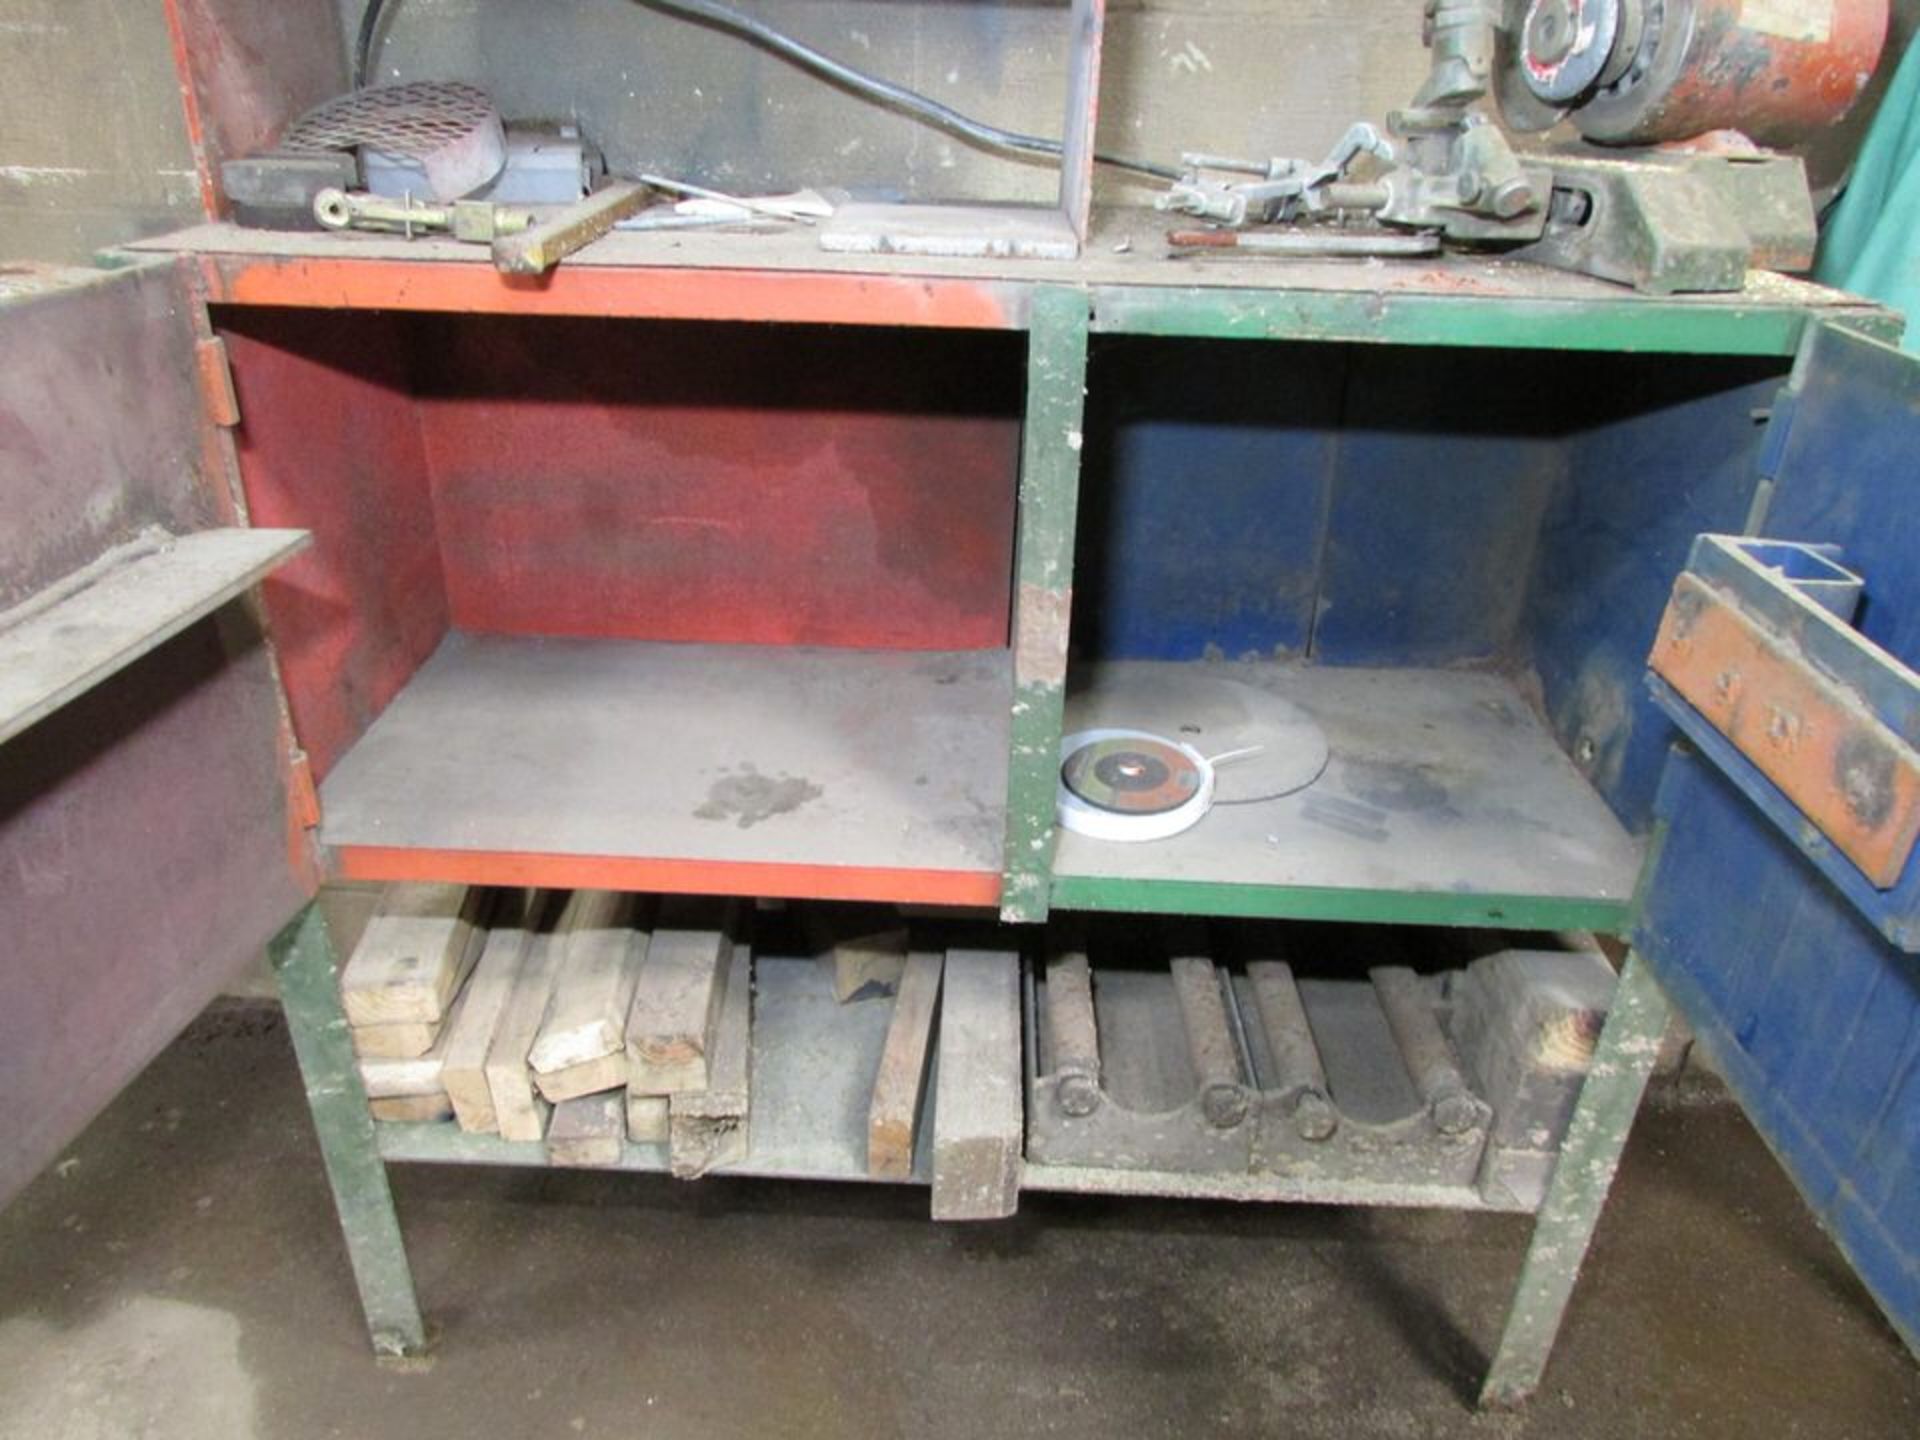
(1075, 337), (1788, 831)
(1637, 323), (1920, 1357)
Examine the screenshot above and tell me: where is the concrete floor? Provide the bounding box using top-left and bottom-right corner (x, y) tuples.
(0, 1002), (1913, 1440)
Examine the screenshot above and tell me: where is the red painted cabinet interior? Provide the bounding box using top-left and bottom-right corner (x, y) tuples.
(218, 310), (1025, 781)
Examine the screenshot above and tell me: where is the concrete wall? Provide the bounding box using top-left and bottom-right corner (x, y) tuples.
(0, 0), (1915, 261)
(0, 1), (202, 260)
(340, 0), (1429, 209)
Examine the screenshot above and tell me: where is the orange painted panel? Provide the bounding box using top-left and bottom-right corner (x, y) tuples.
(330, 845), (1001, 907)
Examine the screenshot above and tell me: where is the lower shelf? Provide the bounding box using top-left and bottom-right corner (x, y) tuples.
(1050, 662), (1645, 931)
(373, 952), (1541, 1213)
(319, 633), (1011, 905)
(375, 952), (921, 1183)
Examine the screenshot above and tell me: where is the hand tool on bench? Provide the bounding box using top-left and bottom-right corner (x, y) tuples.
(491, 179), (651, 275)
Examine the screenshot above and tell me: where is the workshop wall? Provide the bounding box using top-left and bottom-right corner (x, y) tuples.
(0, 0), (1914, 255)
(341, 0), (1429, 209)
(0, 0), (202, 260)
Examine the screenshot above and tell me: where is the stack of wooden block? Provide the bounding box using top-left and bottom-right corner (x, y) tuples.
(342, 885), (751, 1175)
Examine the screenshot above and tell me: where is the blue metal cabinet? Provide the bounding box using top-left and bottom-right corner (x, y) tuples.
(1638, 322), (1920, 1355)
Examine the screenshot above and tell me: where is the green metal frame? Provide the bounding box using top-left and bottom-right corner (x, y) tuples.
(999, 286), (1091, 924)
(1480, 948), (1673, 1406)
(1090, 284), (1902, 354)
(269, 903), (425, 1357)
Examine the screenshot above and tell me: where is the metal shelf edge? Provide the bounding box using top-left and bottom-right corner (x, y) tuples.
(1047, 875), (1634, 933)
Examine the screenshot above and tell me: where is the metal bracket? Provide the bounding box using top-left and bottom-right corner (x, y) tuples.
(1649, 535), (1920, 894)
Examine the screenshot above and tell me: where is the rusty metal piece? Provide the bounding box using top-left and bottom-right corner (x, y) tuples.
(1573, 0), (1888, 147)
(1169, 956), (1252, 1130)
(313, 188), (533, 241)
(1044, 953), (1103, 1117)
(1651, 572), (1920, 887)
(492, 181), (651, 276)
(1246, 961), (1338, 1141)
(1168, 227), (1438, 258)
(1372, 967), (1488, 1137)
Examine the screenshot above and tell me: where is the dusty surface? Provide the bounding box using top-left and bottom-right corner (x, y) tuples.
(0, 1001), (1914, 1440)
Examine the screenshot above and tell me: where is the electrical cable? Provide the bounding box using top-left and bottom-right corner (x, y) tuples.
(354, 0), (390, 89)
(352, 0), (1177, 180)
(634, 0), (1177, 179)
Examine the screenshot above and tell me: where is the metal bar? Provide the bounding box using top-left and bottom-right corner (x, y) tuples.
(1371, 966), (1485, 1136)
(1056, 0), (1105, 244)
(999, 287), (1091, 923)
(1246, 961), (1337, 1140)
(269, 902), (427, 1357)
(1043, 953), (1102, 1114)
(492, 180), (651, 275)
(1479, 948), (1672, 1408)
(1169, 956), (1251, 1128)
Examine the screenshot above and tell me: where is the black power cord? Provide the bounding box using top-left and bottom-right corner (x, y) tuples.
(352, 0), (1177, 180)
(353, 0), (389, 89)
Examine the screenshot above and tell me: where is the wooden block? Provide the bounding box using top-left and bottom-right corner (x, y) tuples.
(535, 1051), (628, 1104)
(669, 944), (753, 1179)
(803, 905), (909, 1001)
(484, 898), (567, 1143)
(672, 944), (752, 1121)
(545, 1091), (626, 1167)
(866, 951), (943, 1180)
(528, 891), (645, 1076)
(441, 892), (537, 1134)
(626, 1091), (670, 1144)
(351, 1018), (441, 1060)
(358, 1041), (446, 1100)
(931, 949), (1022, 1221)
(626, 896), (734, 1094)
(369, 1092), (454, 1124)
(820, 927), (908, 1003)
(668, 1114), (746, 1180)
(340, 883), (489, 1027)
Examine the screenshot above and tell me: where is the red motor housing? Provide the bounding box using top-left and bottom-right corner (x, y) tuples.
(1572, 0), (1890, 146)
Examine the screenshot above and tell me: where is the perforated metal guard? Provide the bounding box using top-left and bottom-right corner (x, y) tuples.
(282, 82), (505, 200)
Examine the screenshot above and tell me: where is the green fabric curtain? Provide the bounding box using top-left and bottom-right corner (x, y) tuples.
(1817, 33), (1920, 352)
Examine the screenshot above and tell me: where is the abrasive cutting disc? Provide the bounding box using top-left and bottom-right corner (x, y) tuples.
(1061, 735), (1204, 815)
(1063, 668), (1330, 805)
(1057, 728), (1217, 842)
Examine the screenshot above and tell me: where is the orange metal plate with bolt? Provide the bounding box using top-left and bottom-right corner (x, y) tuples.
(1651, 573), (1920, 887)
